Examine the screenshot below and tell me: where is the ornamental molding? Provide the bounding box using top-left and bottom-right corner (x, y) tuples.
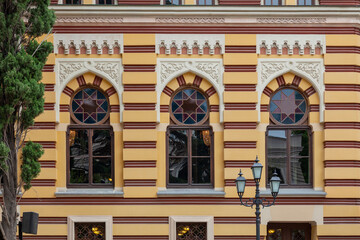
(156, 17), (225, 24)
(55, 58), (123, 123)
(56, 16), (124, 24)
(157, 58), (224, 123)
(256, 34), (326, 55)
(257, 17), (327, 24)
(54, 34), (123, 55)
(257, 58), (325, 122)
(156, 34), (225, 55)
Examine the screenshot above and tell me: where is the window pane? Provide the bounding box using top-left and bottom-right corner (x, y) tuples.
(93, 157), (112, 184)
(265, 0), (271, 4)
(106, 0), (112, 3)
(290, 130), (309, 157)
(93, 130), (111, 156)
(206, 0), (212, 4)
(176, 222), (207, 240)
(273, 0), (279, 5)
(169, 130), (188, 156)
(70, 156), (89, 183)
(169, 158), (188, 183)
(192, 130), (210, 156)
(305, 0), (312, 5)
(267, 130), (287, 183)
(291, 157), (309, 184)
(298, 0), (304, 4)
(192, 158), (211, 184)
(292, 229), (306, 240)
(198, 0), (205, 4)
(98, 0), (105, 3)
(70, 130), (88, 156)
(75, 222), (105, 240)
(268, 157), (287, 184)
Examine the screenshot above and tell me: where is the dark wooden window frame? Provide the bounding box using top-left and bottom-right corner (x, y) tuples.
(196, 0), (214, 5)
(166, 126), (214, 188)
(67, 125), (114, 188)
(96, 0), (114, 4)
(297, 0), (314, 5)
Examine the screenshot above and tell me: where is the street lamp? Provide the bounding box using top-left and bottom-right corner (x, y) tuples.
(235, 156), (281, 240)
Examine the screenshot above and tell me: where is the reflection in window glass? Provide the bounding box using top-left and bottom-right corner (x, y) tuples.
(298, 0), (312, 5)
(265, 0), (280, 5)
(166, 0), (181, 5)
(98, 0), (113, 3)
(169, 158), (188, 183)
(66, 0), (81, 4)
(198, 0), (213, 5)
(70, 130), (89, 184)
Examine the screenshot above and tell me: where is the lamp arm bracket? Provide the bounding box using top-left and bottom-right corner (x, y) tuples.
(239, 196), (254, 208)
(261, 197), (276, 208)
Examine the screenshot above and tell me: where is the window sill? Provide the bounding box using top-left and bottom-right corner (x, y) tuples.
(55, 188), (124, 197)
(260, 188), (326, 197)
(157, 188), (225, 197)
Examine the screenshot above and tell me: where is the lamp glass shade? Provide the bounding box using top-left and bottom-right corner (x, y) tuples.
(235, 172), (246, 196)
(270, 173), (281, 195)
(251, 163), (263, 180)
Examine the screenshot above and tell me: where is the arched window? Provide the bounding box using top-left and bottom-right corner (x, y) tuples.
(67, 87), (114, 188)
(266, 87), (312, 187)
(167, 87), (213, 188)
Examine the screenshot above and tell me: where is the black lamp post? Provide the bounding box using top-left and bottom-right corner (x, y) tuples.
(235, 156), (281, 240)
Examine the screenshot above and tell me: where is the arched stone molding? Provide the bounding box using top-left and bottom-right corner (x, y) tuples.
(156, 58), (224, 122)
(257, 58), (324, 122)
(55, 58), (123, 122)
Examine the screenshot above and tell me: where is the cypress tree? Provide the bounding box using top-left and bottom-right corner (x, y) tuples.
(0, 0), (55, 238)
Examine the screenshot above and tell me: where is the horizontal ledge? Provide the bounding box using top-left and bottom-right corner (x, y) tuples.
(260, 188), (327, 197)
(55, 188), (124, 197)
(157, 188), (225, 197)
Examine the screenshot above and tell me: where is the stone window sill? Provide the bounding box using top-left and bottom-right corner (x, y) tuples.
(55, 188), (124, 197)
(157, 188), (225, 197)
(260, 188), (326, 197)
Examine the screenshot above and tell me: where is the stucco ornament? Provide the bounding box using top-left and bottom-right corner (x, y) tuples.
(160, 62), (186, 84)
(296, 62), (322, 83)
(59, 62), (84, 85)
(260, 62), (287, 85)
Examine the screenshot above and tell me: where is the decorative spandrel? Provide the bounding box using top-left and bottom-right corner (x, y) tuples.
(75, 222), (105, 240)
(176, 222), (207, 240)
(171, 88), (208, 125)
(270, 88), (307, 125)
(72, 88), (109, 124)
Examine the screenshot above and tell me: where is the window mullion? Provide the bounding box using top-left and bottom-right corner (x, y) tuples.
(287, 129), (291, 186)
(188, 129), (192, 187)
(89, 129), (93, 186)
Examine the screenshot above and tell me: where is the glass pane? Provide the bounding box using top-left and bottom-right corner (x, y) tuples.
(273, 0), (279, 5)
(292, 229), (305, 240)
(192, 158), (211, 184)
(198, 0), (205, 4)
(298, 0), (305, 4)
(291, 157), (309, 184)
(75, 222), (105, 240)
(93, 157), (112, 184)
(169, 158), (188, 184)
(268, 158), (287, 184)
(268, 228), (282, 240)
(176, 223), (207, 240)
(305, 0), (312, 5)
(192, 130), (210, 156)
(70, 130), (88, 156)
(267, 130), (287, 158)
(206, 0), (212, 4)
(290, 130), (309, 157)
(93, 130), (111, 156)
(70, 156), (89, 184)
(265, 0), (271, 4)
(98, 0), (105, 3)
(169, 130), (188, 156)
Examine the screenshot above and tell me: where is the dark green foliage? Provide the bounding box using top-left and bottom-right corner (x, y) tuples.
(0, 142), (9, 172)
(21, 141), (43, 191)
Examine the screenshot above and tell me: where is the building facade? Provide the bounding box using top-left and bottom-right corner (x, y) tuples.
(18, 0), (360, 239)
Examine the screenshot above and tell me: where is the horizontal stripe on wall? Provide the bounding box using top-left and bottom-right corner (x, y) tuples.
(327, 46), (360, 54)
(53, 26), (360, 35)
(225, 84), (256, 91)
(214, 217), (256, 224)
(31, 179), (56, 187)
(215, 237), (264, 240)
(14, 197), (360, 205)
(324, 217), (360, 224)
(29, 122), (56, 130)
(224, 122), (257, 129)
(319, 0), (360, 5)
(123, 65), (155, 72)
(224, 65), (257, 72)
(39, 161), (56, 168)
(225, 46), (256, 53)
(25, 141), (56, 149)
(260, 104), (268, 112)
(45, 84), (55, 91)
(310, 105), (320, 112)
(224, 141), (257, 148)
(318, 237), (360, 240)
(325, 65), (360, 72)
(111, 105), (120, 112)
(324, 141), (360, 148)
(117, 0), (160, 4)
(63, 86), (74, 97)
(325, 179), (360, 186)
(124, 84), (156, 91)
(324, 122), (360, 129)
(210, 105), (220, 112)
(324, 160), (360, 168)
(113, 217), (168, 224)
(124, 141), (156, 148)
(44, 103), (55, 111)
(124, 180), (156, 187)
(38, 217), (67, 224)
(225, 103), (256, 110)
(224, 161), (255, 168)
(23, 237), (66, 240)
(124, 161), (157, 168)
(114, 236), (168, 240)
(123, 122), (157, 129)
(124, 103), (156, 111)
(124, 46), (156, 53)
(59, 104), (69, 112)
(325, 103), (360, 110)
(225, 179), (256, 187)
(325, 84), (360, 91)
(219, 0), (261, 4)
(42, 65), (54, 72)
(160, 105), (169, 112)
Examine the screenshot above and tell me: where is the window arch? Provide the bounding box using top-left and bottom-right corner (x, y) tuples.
(266, 87), (312, 188)
(167, 86), (213, 188)
(67, 86), (114, 188)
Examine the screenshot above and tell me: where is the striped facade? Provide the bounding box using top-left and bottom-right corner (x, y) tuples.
(13, 0), (360, 239)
